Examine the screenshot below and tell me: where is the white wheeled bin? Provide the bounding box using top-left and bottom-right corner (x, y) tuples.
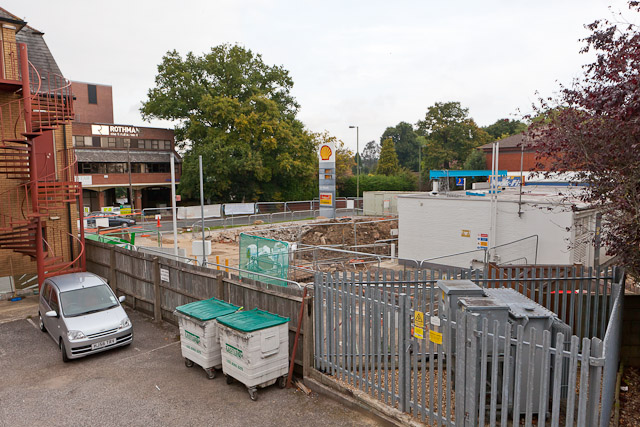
(174, 298), (240, 379)
(216, 308), (289, 401)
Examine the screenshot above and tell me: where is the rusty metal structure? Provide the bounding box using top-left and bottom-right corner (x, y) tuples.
(0, 38), (85, 289)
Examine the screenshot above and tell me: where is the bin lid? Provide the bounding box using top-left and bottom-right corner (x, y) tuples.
(175, 298), (239, 321)
(216, 308), (289, 332)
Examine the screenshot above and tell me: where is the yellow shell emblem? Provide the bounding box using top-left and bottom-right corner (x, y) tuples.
(320, 145), (332, 161)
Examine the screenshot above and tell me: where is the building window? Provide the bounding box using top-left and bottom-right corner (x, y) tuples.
(92, 137), (101, 147)
(73, 136), (85, 147)
(88, 84), (97, 104)
(79, 162), (91, 174)
(147, 163), (170, 173)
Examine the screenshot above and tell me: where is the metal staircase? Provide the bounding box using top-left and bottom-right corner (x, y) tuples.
(0, 42), (85, 289)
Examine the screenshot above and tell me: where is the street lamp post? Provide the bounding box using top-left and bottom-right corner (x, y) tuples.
(349, 125), (359, 200)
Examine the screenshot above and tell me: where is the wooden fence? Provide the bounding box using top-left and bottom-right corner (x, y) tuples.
(85, 240), (313, 375)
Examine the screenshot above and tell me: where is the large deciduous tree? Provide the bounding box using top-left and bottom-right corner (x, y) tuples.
(530, 2), (640, 276)
(381, 122), (420, 171)
(416, 101), (491, 170)
(483, 118), (528, 140)
(141, 44), (316, 202)
(360, 140), (380, 174)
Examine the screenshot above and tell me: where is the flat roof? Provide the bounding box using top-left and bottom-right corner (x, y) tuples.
(399, 185), (589, 208)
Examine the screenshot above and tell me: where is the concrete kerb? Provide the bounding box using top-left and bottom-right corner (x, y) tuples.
(305, 369), (422, 427)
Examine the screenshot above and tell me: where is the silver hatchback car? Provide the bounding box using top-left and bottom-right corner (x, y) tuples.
(38, 272), (133, 362)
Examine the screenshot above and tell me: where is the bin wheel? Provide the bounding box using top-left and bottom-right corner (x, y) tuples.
(278, 375), (287, 389)
(225, 375), (233, 385)
(249, 388), (258, 401)
(184, 358), (194, 368)
(206, 368), (216, 380)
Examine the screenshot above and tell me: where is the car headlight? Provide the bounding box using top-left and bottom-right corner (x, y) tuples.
(119, 317), (131, 329)
(67, 330), (86, 341)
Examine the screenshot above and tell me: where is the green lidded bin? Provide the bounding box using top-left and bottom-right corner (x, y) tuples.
(174, 297), (240, 379)
(217, 308), (291, 400)
(216, 308), (289, 332)
(176, 298), (239, 322)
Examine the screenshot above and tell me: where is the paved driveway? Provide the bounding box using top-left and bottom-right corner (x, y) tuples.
(0, 298), (378, 427)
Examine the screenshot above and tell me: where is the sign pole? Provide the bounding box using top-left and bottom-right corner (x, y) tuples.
(318, 141), (336, 218)
(199, 155), (207, 266)
(170, 153), (179, 258)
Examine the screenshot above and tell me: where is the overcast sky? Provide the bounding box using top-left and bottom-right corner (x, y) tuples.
(6, 0), (632, 153)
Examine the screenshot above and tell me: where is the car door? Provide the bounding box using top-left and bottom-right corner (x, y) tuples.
(40, 282), (53, 332)
(47, 285), (62, 342)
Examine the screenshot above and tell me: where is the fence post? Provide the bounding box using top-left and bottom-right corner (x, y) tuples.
(109, 245), (117, 293)
(216, 273), (225, 301)
(587, 337), (604, 426)
(153, 257), (162, 322)
(455, 312), (467, 424)
(398, 293), (410, 413)
(303, 292), (314, 378)
(464, 313), (480, 427)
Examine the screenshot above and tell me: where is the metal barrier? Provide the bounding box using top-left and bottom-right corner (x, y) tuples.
(314, 266), (624, 426)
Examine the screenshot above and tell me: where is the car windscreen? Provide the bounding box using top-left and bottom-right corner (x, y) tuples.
(60, 285), (119, 317)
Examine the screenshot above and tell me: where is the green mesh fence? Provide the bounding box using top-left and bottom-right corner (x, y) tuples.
(239, 233), (289, 286)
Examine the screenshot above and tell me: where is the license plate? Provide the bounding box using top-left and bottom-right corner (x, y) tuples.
(91, 338), (116, 350)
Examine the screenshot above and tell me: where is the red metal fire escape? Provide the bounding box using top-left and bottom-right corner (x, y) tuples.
(0, 42), (85, 290)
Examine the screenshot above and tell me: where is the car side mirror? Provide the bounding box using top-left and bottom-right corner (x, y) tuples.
(45, 310), (57, 318)
(119, 296), (126, 303)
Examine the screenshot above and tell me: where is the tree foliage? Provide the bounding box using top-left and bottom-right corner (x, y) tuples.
(530, 2), (640, 276)
(141, 44), (316, 202)
(376, 138), (400, 176)
(341, 172), (416, 197)
(416, 101), (491, 170)
(381, 122), (420, 171)
(463, 149), (487, 170)
(483, 118), (528, 140)
(360, 140), (380, 174)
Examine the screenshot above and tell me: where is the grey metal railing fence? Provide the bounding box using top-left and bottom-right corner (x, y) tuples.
(314, 266), (624, 426)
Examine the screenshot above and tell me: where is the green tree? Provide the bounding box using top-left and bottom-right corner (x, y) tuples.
(463, 149), (487, 170)
(376, 138), (400, 176)
(416, 101), (491, 170)
(360, 140), (380, 174)
(483, 118), (527, 140)
(141, 44), (316, 202)
(381, 122), (420, 171)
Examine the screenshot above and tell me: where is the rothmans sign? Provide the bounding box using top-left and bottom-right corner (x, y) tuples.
(91, 124), (140, 137)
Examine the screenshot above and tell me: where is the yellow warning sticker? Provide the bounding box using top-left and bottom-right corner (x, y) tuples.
(429, 330), (443, 345)
(461, 229), (471, 238)
(414, 326), (424, 340)
(414, 310), (424, 328)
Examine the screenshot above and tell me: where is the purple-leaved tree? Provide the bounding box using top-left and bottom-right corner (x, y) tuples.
(530, 1), (640, 277)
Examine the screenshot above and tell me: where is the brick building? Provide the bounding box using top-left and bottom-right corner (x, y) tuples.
(70, 82), (180, 211)
(0, 8), (84, 290)
(479, 133), (552, 172)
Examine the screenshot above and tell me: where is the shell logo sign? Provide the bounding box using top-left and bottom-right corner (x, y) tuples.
(318, 142), (336, 162)
(320, 145), (332, 161)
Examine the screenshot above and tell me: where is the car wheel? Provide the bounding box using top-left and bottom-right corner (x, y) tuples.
(38, 313), (46, 332)
(60, 340), (69, 363)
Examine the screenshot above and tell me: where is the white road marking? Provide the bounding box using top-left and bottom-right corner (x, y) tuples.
(119, 341), (179, 362)
(0, 347), (6, 357)
(26, 318), (39, 331)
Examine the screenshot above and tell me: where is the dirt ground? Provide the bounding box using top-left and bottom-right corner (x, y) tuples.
(619, 366), (640, 426)
(134, 217), (398, 270)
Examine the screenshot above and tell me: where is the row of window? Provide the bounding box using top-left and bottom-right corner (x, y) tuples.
(73, 136), (172, 150)
(78, 162), (174, 174)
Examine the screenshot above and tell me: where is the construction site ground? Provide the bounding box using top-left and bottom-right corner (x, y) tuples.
(134, 217), (399, 273)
